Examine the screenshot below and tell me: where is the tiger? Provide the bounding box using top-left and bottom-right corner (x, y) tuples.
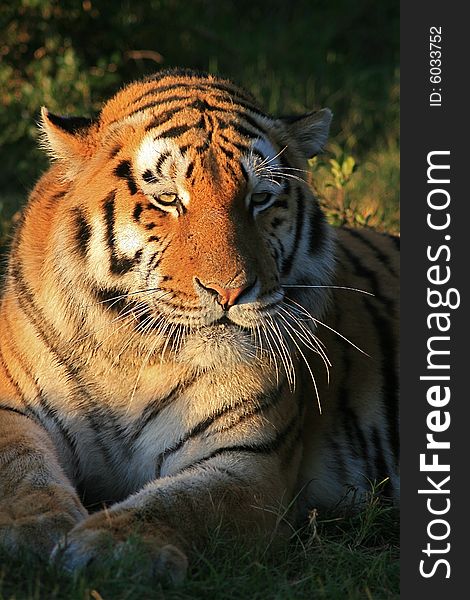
(0, 68), (399, 581)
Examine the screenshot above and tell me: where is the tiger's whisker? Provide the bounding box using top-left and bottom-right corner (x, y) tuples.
(277, 308), (331, 386)
(282, 284), (374, 296)
(285, 297), (369, 357)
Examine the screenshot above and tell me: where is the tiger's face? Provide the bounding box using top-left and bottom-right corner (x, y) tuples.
(134, 128), (283, 326)
(40, 70), (333, 368)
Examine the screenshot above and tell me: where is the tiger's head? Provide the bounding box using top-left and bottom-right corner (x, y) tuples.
(39, 69), (334, 370)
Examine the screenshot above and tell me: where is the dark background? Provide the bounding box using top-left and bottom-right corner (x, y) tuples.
(0, 0), (399, 243)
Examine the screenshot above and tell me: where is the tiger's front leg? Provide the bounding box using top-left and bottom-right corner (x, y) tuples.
(0, 408), (88, 555)
(55, 435), (300, 582)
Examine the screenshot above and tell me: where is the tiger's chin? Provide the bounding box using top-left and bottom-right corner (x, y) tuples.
(177, 323), (258, 370)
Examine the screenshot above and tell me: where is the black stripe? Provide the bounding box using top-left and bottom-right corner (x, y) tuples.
(194, 140), (210, 155)
(73, 208), (92, 258)
(46, 113), (94, 134)
(1, 318), (81, 474)
(309, 205), (327, 255)
(185, 161), (195, 179)
(162, 382), (286, 462)
(123, 94), (195, 119)
(251, 148), (266, 162)
(193, 101), (269, 133)
(51, 190), (67, 203)
(103, 191), (144, 275)
(268, 232), (285, 263)
(91, 285), (129, 315)
(203, 113), (214, 139)
(345, 229), (399, 278)
(271, 198), (288, 210)
(109, 145), (122, 158)
(155, 123), (193, 140)
(271, 217), (286, 229)
(145, 240), (170, 284)
(133, 202), (144, 222)
(365, 297), (400, 467)
(230, 110), (268, 134)
(35, 394), (82, 479)
(347, 408), (373, 471)
(371, 427), (394, 495)
(280, 421), (304, 468)
(219, 144), (234, 160)
(180, 411), (300, 472)
(222, 121), (262, 140)
(240, 162), (249, 182)
(342, 404), (375, 478)
(371, 427), (388, 479)
(212, 97), (269, 124)
(332, 252), (398, 473)
(0, 320), (54, 429)
(190, 98), (211, 111)
(147, 251), (161, 273)
(0, 339), (28, 405)
(282, 187), (304, 276)
(121, 97), (191, 123)
(335, 239), (396, 313)
(130, 377), (197, 443)
(132, 308), (157, 330)
(114, 160), (138, 195)
(223, 160), (239, 182)
(131, 81), (262, 113)
(144, 107), (185, 132)
(219, 133), (250, 154)
(10, 264), (70, 366)
(155, 151), (171, 176)
(0, 404), (31, 420)
(10, 272), (110, 465)
(142, 170), (155, 184)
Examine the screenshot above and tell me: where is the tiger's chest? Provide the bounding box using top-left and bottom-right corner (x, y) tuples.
(41, 361), (276, 506)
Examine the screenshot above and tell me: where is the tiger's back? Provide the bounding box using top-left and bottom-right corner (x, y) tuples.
(298, 226), (399, 511)
(0, 69), (398, 576)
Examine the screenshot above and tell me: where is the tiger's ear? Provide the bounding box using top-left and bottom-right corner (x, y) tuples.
(39, 107), (95, 178)
(281, 108), (332, 158)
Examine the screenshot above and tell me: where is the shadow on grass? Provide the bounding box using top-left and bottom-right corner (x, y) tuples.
(0, 496), (399, 600)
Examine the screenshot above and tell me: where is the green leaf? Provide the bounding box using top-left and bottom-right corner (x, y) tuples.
(342, 156), (356, 178)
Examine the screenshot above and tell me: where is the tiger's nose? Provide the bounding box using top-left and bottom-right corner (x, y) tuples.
(197, 278), (256, 309)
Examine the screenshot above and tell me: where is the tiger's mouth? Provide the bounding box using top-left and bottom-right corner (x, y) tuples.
(212, 314), (253, 330)
(177, 325), (258, 369)
(214, 315), (233, 327)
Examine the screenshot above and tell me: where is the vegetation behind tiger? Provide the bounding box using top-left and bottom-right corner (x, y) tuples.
(0, 0), (399, 246)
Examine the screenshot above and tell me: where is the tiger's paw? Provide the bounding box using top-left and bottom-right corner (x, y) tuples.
(51, 510), (188, 584)
(0, 488), (87, 556)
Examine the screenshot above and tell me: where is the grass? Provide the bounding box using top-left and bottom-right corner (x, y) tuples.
(0, 491), (399, 600)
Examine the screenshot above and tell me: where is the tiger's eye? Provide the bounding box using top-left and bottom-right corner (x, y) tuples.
(154, 193), (178, 206)
(251, 192), (271, 206)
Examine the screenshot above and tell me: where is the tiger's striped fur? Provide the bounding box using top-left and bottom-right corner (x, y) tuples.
(0, 69), (398, 578)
